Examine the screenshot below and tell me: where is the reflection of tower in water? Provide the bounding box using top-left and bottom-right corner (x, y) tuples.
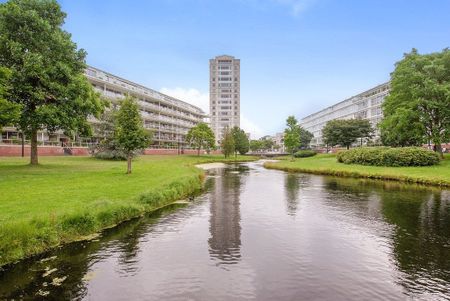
(208, 166), (246, 264)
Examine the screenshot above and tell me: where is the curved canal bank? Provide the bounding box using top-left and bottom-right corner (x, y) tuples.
(1, 161), (450, 300)
(0, 155), (257, 267)
(264, 154), (450, 187)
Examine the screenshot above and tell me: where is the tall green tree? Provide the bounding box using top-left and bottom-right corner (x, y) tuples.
(323, 119), (373, 149)
(221, 127), (235, 158)
(299, 127), (314, 149)
(0, 66), (20, 131)
(284, 116), (301, 158)
(380, 48), (450, 157)
(231, 126), (249, 157)
(115, 96), (151, 174)
(186, 122), (215, 156)
(0, 0), (104, 164)
(250, 139), (263, 152)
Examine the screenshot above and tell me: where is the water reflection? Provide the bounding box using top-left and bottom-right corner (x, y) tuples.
(208, 165), (248, 265)
(1, 163), (450, 300)
(284, 173), (300, 215)
(323, 177), (450, 299)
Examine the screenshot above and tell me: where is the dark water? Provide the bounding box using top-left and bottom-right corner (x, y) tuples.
(1, 161), (450, 300)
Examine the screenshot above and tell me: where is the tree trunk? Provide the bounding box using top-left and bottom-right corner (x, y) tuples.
(21, 132), (25, 157)
(30, 128), (38, 165)
(346, 145), (350, 150)
(434, 141), (443, 159)
(127, 155), (132, 174)
(198, 147), (200, 156)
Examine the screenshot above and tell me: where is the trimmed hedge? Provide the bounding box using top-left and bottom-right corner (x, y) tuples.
(294, 150), (317, 158)
(336, 147), (440, 167)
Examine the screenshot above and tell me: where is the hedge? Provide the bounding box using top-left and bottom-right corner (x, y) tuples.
(336, 147), (440, 167)
(294, 150), (317, 158)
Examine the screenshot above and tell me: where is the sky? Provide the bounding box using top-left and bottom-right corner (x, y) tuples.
(56, 0), (450, 138)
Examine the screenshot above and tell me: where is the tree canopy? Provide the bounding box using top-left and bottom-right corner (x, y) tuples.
(0, 66), (20, 131)
(186, 122), (215, 156)
(0, 0), (105, 164)
(115, 96), (151, 174)
(231, 126), (249, 156)
(284, 116), (301, 157)
(380, 48), (450, 156)
(220, 127), (235, 158)
(322, 119), (373, 149)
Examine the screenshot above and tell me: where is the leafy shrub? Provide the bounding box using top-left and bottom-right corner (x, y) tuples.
(294, 150), (317, 158)
(94, 150), (127, 160)
(337, 147), (440, 167)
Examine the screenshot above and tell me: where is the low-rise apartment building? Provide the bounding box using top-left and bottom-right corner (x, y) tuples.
(1, 66), (206, 148)
(300, 82), (390, 147)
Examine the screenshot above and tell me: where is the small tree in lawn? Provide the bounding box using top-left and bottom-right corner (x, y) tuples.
(221, 127), (235, 158)
(186, 122), (215, 156)
(231, 126), (249, 158)
(284, 116), (301, 159)
(115, 96), (151, 174)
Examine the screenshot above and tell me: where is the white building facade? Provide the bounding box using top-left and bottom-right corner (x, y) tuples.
(86, 66), (206, 147)
(1, 66), (206, 147)
(300, 82), (390, 147)
(209, 55), (240, 143)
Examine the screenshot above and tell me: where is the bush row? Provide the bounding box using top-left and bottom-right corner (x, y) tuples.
(294, 150), (317, 158)
(336, 147), (440, 167)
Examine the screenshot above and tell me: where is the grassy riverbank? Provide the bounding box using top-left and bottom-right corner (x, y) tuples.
(0, 155), (256, 267)
(264, 154), (450, 187)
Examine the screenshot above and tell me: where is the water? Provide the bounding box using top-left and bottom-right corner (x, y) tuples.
(1, 161), (450, 300)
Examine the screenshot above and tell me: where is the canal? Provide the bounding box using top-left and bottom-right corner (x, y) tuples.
(1, 161), (450, 300)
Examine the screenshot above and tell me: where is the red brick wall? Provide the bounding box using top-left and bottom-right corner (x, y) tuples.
(0, 145), (64, 156)
(0, 145), (223, 157)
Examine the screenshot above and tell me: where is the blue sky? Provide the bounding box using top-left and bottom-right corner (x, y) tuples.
(57, 0), (450, 138)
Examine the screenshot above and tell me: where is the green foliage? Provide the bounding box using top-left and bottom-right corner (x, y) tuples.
(91, 106), (127, 160)
(294, 150), (317, 158)
(0, 66), (21, 130)
(231, 126), (250, 155)
(284, 116), (301, 156)
(336, 147), (440, 167)
(0, 0), (105, 164)
(299, 127), (314, 149)
(221, 127), (235, 158)
(186, 122), (215, 155)
(115, 95), (151, 172)
(265, 154), (450, 187)
(380, 48), (450, 156)
(250, 139), (263, 152)
(323, 119), (374, 149)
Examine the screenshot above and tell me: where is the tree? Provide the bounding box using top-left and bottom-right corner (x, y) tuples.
(231, 126), (249, 157)
(250, 139), (263, 152)
(299, 128), (313, 149)
(0, 0), (104, 164)
(0, 66), (20, 130)
(380, 48), (450, 157)
(284, 116), (301, 158)
(186, 122), (215, 156)
(379, 108), (424, 147)
(221, 127), (235, 158)
(91, 105), (127, 160)
(115, 96), (151, 174)
(323, 119), (373, 149)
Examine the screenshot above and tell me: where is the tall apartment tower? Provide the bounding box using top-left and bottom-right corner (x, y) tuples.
(209, 55), (240, 143)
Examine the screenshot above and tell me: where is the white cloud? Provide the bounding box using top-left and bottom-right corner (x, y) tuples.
(241, 114), (264, 139)
(273, 0), (315, 16)
(241, 0), (316, 16)
(160, 87), (264, 139)
(160, 87), (209, 112)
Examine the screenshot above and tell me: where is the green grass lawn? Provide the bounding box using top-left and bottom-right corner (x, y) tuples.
(0, 154), (256, 266)
(265, 153), (450, 187)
